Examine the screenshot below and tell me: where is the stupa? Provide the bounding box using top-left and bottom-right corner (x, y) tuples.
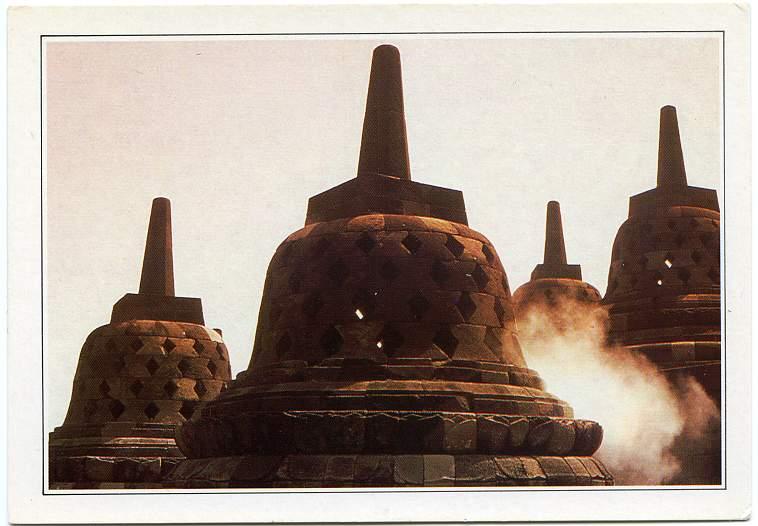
(49, 198), (232, 488)
(602, 106), (721, 484)
(168, 45), (612, 487)
(513, 201), (601, 320)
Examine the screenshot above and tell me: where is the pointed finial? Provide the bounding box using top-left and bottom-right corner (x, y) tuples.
(543, 201), (568, 266)
(357, 44), (411, 180)
(657, 105), (688, 190)
(138, 197), (175, 296)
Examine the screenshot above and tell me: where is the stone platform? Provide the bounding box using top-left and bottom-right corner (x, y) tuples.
(165, 453), (612, 487)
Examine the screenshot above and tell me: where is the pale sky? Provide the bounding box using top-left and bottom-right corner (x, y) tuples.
(44, 35), (722, 429)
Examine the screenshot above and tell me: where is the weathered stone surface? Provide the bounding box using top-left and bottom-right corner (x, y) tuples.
(49, 198), (232, 487)
(165, 44), (610, 488)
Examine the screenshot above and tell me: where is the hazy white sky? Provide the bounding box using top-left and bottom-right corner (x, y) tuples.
(45, 35), (722, 429)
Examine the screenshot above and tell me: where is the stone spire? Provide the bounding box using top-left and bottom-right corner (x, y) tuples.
(529, 201), (581, 281)
(656, 105), (688, 191)
(357, 44), (411, 180)
(138, 197), (175, 296)
(110, 197), (204, 324)
(543, 200), (568, 266)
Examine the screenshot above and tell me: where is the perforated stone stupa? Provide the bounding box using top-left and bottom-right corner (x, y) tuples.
(602, 106), (721, 484)
(513, 201), (601, 320)
(168, 45), (613, 488)
(49, 198), (232, 488)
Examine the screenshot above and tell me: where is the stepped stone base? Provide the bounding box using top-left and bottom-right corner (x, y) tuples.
(164, 454), (613, 487)
(49, 455), (183, 488)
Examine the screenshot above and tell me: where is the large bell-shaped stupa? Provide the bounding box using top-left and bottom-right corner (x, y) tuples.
(169, 45), (613, 488)
(602, 106), (721, 484)
(49, 198), (232, 488)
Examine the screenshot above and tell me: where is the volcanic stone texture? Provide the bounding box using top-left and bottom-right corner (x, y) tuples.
(168, 44), (611, 488)
(603, 106), (721, 485)
(49, 321), (232, 488)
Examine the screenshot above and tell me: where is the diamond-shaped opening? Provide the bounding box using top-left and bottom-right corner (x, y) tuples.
(275, 333), (292, 357)
(433, 326), (459, 358)
(216, 343), (226, 359)
(164, 339), (177, 352)
(355, 232), (376, 254)
(380, 260), (400, 281)
(109, 399), (125, 420)
(327, 260), (350, 286)
(544, 288), (554, 299)
(667, 219), (677, 230)
(472, 264), (489, 290)
(146, 357), (160, 375)
(430, 260), (450, 286)
(99, 380), (111, 397)
(401, 233), (423, 254)
(129, 380), (144, 397)
(303, 292), (324, 319)
(484, 327), (502, 354)
(130, 337), (144, 352)
(408, 292), (430, 321)
(691, 250), (703, 264)
(105, 338), (117, 353)
(456, 292), (477, 321)
(207, 360), (218, 376)
(193, 340), (204, 355)
(677, 267), (691, 284)
(708, 267), (719, 283)
(445, 235), (465, 258)
(143, 401), (160, 419)
(179, 401), (197, 421)
(115, 353), (127, 372)
(312, 238), (332, 258)
(194, 380), (207, 397)
(289, 271), (304, 293)
(319, 326), (343, 356)
(377, 324), (404, 355)
(177, 358), (191, 376)
(164, 380), (178, 397)
(494, 299), (506, 325)
(481, 243), (495, 264)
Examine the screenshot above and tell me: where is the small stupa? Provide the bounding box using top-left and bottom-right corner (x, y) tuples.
(167, 45), (613, 488)
(49, 198), (232, 488)
(602, 106), (721, 484)
(513, 201), (601, 321)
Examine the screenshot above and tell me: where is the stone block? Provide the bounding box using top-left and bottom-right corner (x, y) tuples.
(535, 456), (576, 485)
(393, 455), (423, 485)
(455, 455), (500, 485)
(353, 455), (393, 484)
(325, 455), (356, 482)
(477, 415), (509, 453)
(443, 415), (477, 452)
(423, 455), (455, 486)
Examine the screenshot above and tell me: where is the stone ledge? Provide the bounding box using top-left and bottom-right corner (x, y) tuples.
(163, 454), (612, 487)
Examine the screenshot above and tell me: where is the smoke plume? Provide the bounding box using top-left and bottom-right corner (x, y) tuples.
(517, 297), (719, 485)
